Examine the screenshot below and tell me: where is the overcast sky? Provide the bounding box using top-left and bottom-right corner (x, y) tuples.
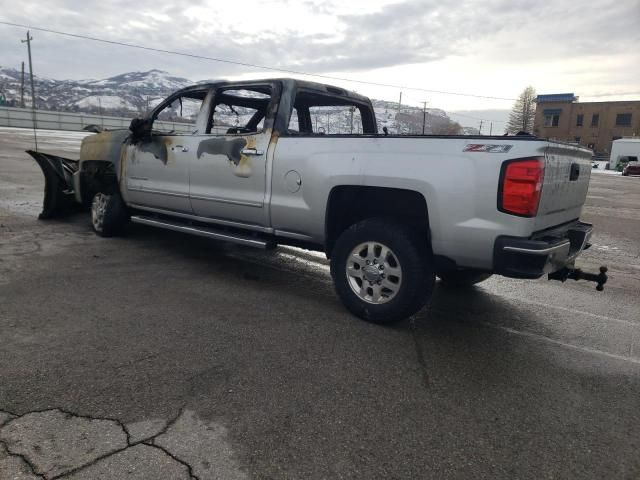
(1, 0), (638, 125)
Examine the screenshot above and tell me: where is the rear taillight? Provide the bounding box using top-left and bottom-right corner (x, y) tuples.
(498, 157), (545, 217)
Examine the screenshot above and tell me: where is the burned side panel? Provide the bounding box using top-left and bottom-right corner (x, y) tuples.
(80, 130), (131, 181)
(137, 138), (169, 164)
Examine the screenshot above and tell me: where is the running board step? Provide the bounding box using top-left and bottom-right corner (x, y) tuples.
(130, 215), (273, 249)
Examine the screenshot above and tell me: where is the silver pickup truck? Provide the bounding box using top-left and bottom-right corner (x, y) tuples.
(30, 78), (607, 323)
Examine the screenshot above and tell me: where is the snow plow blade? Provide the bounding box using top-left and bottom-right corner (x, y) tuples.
(27, 150), (80, 219)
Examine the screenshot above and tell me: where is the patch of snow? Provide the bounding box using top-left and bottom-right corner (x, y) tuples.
(75, 95), (135, 110)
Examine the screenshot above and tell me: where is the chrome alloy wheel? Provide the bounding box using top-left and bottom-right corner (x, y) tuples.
(91, 193), (109, 232)
(345, 241), (403, 304)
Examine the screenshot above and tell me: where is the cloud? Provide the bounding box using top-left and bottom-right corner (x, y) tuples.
(1, 0), (635, 78)
(0, 0), (637, 110)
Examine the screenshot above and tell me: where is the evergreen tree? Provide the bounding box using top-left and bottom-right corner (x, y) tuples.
(507, 86), (536, 134)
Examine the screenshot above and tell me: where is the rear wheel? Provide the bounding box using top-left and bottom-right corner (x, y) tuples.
(330, 218), (434, 324)
(91, 192), (128, 237)
(437, 269), (492, 288)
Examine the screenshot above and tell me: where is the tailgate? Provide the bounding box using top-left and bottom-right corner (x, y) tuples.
(535, 143), (592, 230)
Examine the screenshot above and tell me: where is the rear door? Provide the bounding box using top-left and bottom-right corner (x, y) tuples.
(188, 83), (280, 228)
(535, 143), (592, 229)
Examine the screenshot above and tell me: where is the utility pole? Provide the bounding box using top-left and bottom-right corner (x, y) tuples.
(20, 61), (25, 108)
(489, 122), (493, 136)
(422, 101), (428, 135)
(21, 31), (38, 150)
(326, 111), (330, 134)
(98, 97), (104, 128)
(479, 120), (483, 135)
(397, 92), (402, 134)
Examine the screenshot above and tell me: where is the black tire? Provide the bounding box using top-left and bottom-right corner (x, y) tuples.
(330, 218), (435, 324)
(91, 191), (128, 237)
(437, 269), (492, 288)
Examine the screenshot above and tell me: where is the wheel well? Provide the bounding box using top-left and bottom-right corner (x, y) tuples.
(79, 160), (118, 205)
(325, 186), (430, 256)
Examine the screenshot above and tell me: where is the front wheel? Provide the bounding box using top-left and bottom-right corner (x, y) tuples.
(330, 218), (435, 324)
(91, 192), (128, 237)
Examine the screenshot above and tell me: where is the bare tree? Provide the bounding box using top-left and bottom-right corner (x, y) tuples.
(507, 86), (536, 134)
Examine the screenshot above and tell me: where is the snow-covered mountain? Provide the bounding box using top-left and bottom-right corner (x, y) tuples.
(0, 67), (462, 134)
(84, 70), (191, 91)
(0, 67), (192, 116)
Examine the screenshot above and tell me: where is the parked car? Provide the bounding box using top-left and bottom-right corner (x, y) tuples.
(615, 155), (638, 172)
(29, 78), (607, 323)
(622, 162), (640, 176)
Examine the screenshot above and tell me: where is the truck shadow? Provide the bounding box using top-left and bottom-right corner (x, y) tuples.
(125, 222), (533, 333)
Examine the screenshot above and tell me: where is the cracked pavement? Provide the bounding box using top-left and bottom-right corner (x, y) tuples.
(0, 408), (245, 479)
(1, 127), (640, 478)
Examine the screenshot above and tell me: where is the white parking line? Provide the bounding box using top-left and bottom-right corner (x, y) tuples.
(486, 293), (639, 328)
(479, 321), (640, 365)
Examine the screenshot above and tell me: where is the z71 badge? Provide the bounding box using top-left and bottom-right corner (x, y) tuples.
(463, 144), (513, 153)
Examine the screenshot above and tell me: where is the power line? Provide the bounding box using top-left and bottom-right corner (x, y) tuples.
(389, 93), (509, 125)
(0, 20), (517, 101)
(448, 111), (508, 124)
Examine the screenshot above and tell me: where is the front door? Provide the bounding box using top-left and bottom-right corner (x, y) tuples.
(124, 89), (209, 213)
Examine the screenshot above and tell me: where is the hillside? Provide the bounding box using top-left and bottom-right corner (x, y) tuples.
(0, 67), (462, 134)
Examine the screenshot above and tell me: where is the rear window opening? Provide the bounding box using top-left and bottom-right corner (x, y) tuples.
(287, 90), (376, 136)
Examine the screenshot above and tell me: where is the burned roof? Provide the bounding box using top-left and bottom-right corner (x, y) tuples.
(171, 78), (371, 104)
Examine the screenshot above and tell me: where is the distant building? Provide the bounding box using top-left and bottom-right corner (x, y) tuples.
(533, 93), (640, 155)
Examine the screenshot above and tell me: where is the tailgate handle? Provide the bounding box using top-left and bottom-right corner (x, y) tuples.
(570, 163), (580, 181)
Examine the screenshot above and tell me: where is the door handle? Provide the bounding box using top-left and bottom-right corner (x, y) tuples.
(171, 145), (189, 153)
(241, 148), (264, 156)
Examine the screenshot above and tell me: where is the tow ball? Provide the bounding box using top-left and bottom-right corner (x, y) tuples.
(548, 266), (608, 291)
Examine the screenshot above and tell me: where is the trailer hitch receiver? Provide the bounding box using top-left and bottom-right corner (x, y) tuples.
(548, 265), (608, 291)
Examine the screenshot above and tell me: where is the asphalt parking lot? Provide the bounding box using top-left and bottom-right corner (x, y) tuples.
(1, 127), (639, 479)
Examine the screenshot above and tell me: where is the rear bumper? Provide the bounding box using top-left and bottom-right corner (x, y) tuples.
(493, 221), (592, 279)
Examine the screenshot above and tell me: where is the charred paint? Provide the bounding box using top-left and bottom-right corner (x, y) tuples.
(196, 136), (255, 178)
(79, 130), (131, 185)
(137, 138), (169, 164)
(80, 131), (116, 162)
(197, 137), (245, 165)
(118, 144), (129, 187)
